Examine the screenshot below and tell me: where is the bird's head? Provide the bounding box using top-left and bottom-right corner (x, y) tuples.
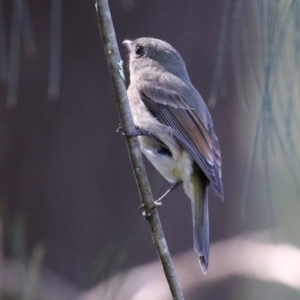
(123, 37), (188, 80)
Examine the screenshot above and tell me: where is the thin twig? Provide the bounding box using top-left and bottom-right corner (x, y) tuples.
(93, 1), (184, 299)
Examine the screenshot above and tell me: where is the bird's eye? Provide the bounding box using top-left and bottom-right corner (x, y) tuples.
(135, 46), (144, 57)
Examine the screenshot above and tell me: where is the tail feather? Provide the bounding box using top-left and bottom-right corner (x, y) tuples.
(190, 170), (209, 274)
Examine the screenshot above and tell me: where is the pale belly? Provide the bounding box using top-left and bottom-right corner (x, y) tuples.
(141, 141), (193, 185)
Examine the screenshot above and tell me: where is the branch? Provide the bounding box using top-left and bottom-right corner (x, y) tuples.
(93, 1), (184, 299)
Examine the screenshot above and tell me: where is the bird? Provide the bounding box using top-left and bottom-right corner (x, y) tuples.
(123, 37), (224, 273)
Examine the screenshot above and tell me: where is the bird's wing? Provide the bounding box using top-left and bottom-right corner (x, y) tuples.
(136, 80), (223, 199)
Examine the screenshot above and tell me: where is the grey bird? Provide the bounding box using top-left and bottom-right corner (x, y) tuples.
(123, 37), (224, 273)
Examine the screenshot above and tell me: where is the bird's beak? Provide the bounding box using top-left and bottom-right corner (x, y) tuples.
(123, 40), (133, 50)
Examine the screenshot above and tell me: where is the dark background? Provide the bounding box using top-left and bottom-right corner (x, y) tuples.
(1, 1), (299, 299)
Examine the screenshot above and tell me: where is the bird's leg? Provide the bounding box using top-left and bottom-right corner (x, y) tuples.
(154, 181), (182, 206)
(139, 181), (182, 214)
(116, 125), (161, 143)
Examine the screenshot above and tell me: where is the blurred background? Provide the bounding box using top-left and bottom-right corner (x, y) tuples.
(0, 0), (300, 299)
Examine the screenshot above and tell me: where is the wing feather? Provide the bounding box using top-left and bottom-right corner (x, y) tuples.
(138, 80), (224, 199)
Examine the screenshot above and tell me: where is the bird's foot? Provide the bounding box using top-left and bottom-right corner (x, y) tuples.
(139, 200), (163, 210)
(116, 125), (159, 141)
(139, 200), (162, 211)
(139, 200), (162, 220)
(116, 125), (133, 136)
(138, 182), (182, 219)
(154, 199), (163, 207)
(156, 182), (182, 203)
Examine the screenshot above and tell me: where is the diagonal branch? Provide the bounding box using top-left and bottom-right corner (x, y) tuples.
(93, 1), (184, 299)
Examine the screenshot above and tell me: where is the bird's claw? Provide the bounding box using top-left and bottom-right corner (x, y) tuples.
(116, 126), (127, 135)
(139, 200), (162, 220)
(117, 125), (161, 143)
(142, 210), (152, 220)
(116, 125), (142, 137)
(139, 200), (162, 210)
(154, 200), (163, 207)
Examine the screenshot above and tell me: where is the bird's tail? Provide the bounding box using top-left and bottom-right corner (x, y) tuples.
(190, 170), (209, 274)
